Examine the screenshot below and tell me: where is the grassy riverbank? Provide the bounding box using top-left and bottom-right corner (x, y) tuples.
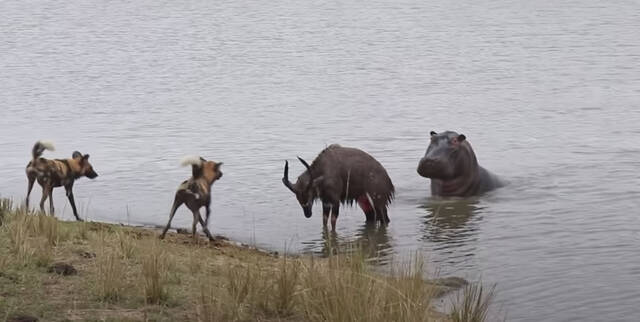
(0, 199), (493, 322)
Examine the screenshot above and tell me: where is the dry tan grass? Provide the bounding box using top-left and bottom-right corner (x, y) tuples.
(0, 198), (491, 322)
(450, 283), (496, 322)
(93, 235), (127, 302)
(140, 239), (169, 304)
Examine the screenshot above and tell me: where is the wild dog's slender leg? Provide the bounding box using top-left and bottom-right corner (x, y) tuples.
(330, 203), (340, 231)
(26, 175), (35, 209)
(48, 186), (55, 215)
(160, 195), (183, 239)
(191, 208), (198, 241)
(65, 184), (83, 222)
(204, 199), (212, 227)
(196, 210), (215, 241)
(191, 208), (214, 242)
(40, 185), (51, 214)
(322, 203), (331, 227)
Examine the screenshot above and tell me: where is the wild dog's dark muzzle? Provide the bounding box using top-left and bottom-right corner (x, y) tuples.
(87, 170), (98, 179)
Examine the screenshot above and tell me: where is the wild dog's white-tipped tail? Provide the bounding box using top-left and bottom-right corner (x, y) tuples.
(32, 140), (55, 160)
(180, 155), (203, 167)
(38, 140), (55, 151)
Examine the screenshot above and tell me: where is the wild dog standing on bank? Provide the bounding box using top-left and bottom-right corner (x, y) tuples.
(160, 156), (223, 241)
(283, 144), (395, 231)
(26, 141), (98, 221)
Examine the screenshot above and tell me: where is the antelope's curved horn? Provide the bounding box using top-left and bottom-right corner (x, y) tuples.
(282, 161), (296, 193)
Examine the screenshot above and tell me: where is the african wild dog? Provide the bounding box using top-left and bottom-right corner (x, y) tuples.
(159, 156), (223, 241)
(26, 141), (98, 221)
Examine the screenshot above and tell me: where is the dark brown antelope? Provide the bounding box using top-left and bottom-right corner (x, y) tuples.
(282, 144), (394, 231)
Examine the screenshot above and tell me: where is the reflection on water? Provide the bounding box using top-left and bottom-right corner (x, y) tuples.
(303, 223), (393, 264)
(420, 198), (482, 251)
(421, 198), (482, 243)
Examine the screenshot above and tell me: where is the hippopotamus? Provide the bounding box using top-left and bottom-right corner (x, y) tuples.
(417, 131), (503, 197)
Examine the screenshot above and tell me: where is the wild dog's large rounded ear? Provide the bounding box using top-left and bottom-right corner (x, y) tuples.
(430, 131), (437, 136)
(78, 154), (90, 165)
(72, 151), (83, 159)
(215, 162), (224, 169)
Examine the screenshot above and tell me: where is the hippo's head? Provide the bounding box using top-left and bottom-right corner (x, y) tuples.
(282, 158), (320, 218)
(417, 131), (478, 180)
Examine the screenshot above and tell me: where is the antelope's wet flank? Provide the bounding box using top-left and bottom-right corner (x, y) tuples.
(282, 144), (394, 230)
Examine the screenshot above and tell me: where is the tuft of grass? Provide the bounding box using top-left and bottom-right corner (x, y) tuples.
(141, 239), (169, 304)
(272, 256), (299, 316)
(196, 251), (443, 322)
(0, 198), (12, 225)
(197, 270), (228, 322)
(93, 234), (127, 302)
(74, 220), (90, 240)
(299, 253), (438, 322)
(34, 214), (61, 246)
(6, 215), (34, 265)
(32, 239), (54, 267)
(187, 247), (202, 274)
(115, 229), (137, 259)
(450, 283), (496, 322)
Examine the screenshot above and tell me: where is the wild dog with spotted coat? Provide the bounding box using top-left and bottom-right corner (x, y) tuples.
(160, 156), (223, 241)
(26, 141), (98, 221)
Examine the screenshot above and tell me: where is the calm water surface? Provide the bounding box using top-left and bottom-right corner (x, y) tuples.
(1, 1), (639, 321)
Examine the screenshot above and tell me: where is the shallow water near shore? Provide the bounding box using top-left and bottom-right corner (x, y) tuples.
(1, 0), (640, 321)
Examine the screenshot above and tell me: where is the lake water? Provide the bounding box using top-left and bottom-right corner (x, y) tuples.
(1, 0), (639, 320)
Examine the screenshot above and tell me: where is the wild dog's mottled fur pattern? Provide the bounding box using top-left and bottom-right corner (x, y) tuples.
(25, 141), (98, 221)
(160, 157), (223, 241)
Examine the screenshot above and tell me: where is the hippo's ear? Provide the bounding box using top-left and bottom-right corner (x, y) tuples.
(430, 131), (437, 136)
(457, 134), (466, 142)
